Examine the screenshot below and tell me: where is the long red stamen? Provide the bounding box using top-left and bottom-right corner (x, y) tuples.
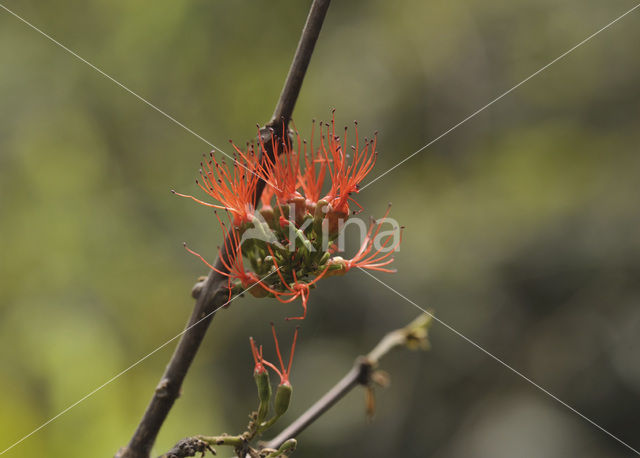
(299, 120), (328, 204)
(344, 206), (401, 273)
(253, 125), (302, 206)
(319, 115), (376, 214)
(185, 211), (276, 298)
(263, 323), (299, 384)
(250, 337), (266, 374)
(177, 147), (261, 226)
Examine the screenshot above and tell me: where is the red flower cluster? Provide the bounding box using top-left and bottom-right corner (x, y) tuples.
(177, 112), (400, 320)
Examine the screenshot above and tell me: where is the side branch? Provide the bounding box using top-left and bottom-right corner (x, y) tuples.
(263, 314), (433, 450)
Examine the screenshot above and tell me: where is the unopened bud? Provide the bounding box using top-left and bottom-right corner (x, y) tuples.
(324, 256), (348, 277)
(289, 195), (307, 226)
(312, 199), (330, 236)
(327, 208), (348, 238)
(247, 284), (270, 298)
(260, 206), (275, 224)
(254, 369), (271, 423)
(242, 274), (270, 298)
(274, 381), (292, 417)
(306, 199), (317, 214)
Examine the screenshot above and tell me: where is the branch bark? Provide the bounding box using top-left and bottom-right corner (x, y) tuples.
(116, 2), (331, 457)
(269, 0), (331, 127)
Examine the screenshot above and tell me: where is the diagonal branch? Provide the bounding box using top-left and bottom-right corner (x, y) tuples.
(263, 314), (432, 450)
(116, 1), (331, 457)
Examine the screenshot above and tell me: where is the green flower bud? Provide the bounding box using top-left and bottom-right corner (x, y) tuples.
(254, 369), (271, 423)
(250, 337), (272, 423)
(274, 381), (292, 417)
(255, 368), (271, 401)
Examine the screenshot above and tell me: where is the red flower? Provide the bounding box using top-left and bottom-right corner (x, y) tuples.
(256, 128), (303, 206)
(262, 323), (299, 386)
(298, 120), (328, 206)
(184, 212), (280, 300)
(179, 114), (397, 324)
(173, 148), (261, 227)
(328, 206), (402, 275)
(260, 183), (275, 211)
(320, 112), (377, 215)
(249, 337), (267, 376)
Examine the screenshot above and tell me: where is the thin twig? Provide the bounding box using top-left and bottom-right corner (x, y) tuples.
(263, 360), (369, 451)
(116, 2), (331, 457)
(263, 315), (433, 450)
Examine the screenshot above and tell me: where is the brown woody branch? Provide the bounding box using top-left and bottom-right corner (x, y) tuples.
(269, 0), (331, 127)
(116, 1), (331, 457)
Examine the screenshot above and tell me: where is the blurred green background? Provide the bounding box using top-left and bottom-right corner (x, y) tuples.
(1, 0), (639, 456)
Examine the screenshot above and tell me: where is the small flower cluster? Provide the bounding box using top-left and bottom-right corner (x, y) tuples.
(250, 323), (297, 427)
(176, 112), (402, 321)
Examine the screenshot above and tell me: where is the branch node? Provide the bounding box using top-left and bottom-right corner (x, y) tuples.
(155, 378), (172, 399)
(159, 437), (215, 458)
(191, 277), (207, 299)
(354, 357), (373, 385)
